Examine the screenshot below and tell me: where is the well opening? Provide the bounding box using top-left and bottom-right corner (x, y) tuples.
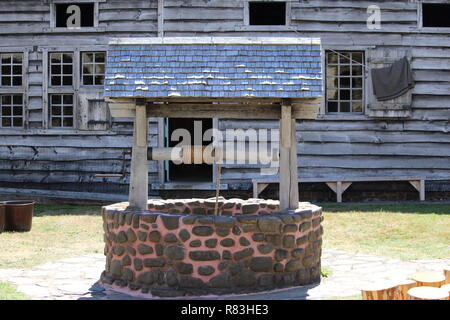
(100, 198), (323, 297)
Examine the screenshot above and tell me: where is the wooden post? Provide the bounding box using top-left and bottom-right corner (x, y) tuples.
(289, 118), (299, 209)
(278, 99), (299, 210)
(394, 280), (417, 300)
(128, 99), (148, 210)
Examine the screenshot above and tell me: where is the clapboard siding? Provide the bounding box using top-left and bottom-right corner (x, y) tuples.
(0, 0), (449, 196)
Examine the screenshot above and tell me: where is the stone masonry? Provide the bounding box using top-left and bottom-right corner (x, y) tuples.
(100, 198), (323, 297)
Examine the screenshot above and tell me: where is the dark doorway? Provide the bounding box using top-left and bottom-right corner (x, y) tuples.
(249, 2), (286, 26)
(166, 118), (213, 183)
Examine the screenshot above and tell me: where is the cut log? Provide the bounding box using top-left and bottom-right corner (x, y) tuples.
(441, 284), (450, 295)
(361, 282), (397, 300)
(444, 267), (450, 284)
(394, 279), (417, 300)
(411, 272), (446, 288)
(407, 286), (449, 300)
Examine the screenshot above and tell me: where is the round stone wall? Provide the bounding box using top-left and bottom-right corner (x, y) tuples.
(100, 198), (323, 297)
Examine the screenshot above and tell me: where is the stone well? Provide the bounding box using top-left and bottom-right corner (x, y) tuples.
(100, 198), (323, 297)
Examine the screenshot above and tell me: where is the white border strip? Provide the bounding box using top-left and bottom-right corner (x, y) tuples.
(109, 37), (321, 46)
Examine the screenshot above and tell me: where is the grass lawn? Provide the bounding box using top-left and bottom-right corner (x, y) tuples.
(0, 203), (448, 270)
(0, 204), (103, 269)
(0, 281), (31, 300)
(321, 203), (450, 260)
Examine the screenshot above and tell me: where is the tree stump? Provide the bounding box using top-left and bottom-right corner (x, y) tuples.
(441, 284), (450, 295)
(407, 287), (449, 300)
(411, 272), (446, 288)
(444, 267), (450, 284)
(361, 282), (397, 300)
(394, 279), (417, 300)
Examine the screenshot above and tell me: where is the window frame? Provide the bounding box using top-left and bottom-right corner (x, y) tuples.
(47, 0), (106, 32)
(43, 46), (108, 131)
(324, 50), (366, 115)
(242, 0), (291, 29)
(80, 51), (106, 87)
(49, 52), (75, 87)
(0, 94), (24, 129)
(48, 93), (75, 128)
(0, 48), (28, 130)
(418, 0), (450, 32)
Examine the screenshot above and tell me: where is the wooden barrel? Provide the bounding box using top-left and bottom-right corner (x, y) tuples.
(407, 287), (449, 300)
(5, 200), (35, 232)
(0, 201), (5, 233)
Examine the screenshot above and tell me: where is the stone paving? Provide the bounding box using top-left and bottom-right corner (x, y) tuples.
(0, 250), (448, 300)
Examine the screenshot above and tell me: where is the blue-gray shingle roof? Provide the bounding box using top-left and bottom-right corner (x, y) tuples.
(104, 38), (323, 99)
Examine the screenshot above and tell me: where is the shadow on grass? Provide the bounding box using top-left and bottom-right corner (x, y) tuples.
(34, 205), (102, 217)
(320, 203), (450, 215)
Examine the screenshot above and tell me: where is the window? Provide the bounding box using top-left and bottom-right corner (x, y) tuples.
(82, 52), (106, 86)
(0, 94), (23, 128)
(1, 53), (22, 86)
(249, 2), (286, 25)
(422, 3), (450, 27)
(49, 94), (74, 128)
(326, 51), (364, 113)
(50, 52), (73, 86)
(55, 3), (95, 28)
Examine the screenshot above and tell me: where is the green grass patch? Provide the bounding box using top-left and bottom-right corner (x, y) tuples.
(0, 205), (103, 269)
(321, 203), (450, 260)
(0, 282), (31, 300)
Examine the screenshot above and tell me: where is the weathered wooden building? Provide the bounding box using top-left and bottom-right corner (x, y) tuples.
(0, 0), (449, 202)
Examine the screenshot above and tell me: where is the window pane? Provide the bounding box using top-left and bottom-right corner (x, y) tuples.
(63, 94), (73, 104)
(12, 54), (22, 64)
(13, 65), (22, 75)
(63, 53), (72, 63)
(352, 65), (363, 76)
(1, 55), (11, 64)
(63, 76), (72, 86)
(339, 52), (351, 64)
(63, 118), (73, 127)
(63, 106), (73, 116)
(2, 66), (11, 74)
(13, 106), (22, 116)
(83, 53), (94, 63)
(2, 95), (11, 104)
(13, 95), (22, 104)
(52, 105), (61, 116)
(340, 90), (351, 100)
(2, 118), (11, 127)
(52, 118), (61, 127)
(83, 64), (94, 75)
(95, 75), (104, 85)
(83, 76), (94, 85)
(340, 77), (351, 88)
(352, 77), (363, 88)
(51, 76), (61, 86)
(327, 52), (338, 64)
(341, 102), (351, 112)
(352, 102), (363, 113)
(13, 77), (22, 86)
(352, 53), (363, 63)
(63, 64), (73, 75)
(326, 66), (338, 77)
(2, 77), (11, 86)
(2, 107), (11, 116)
(13, 118), (22, 127)
(51, 94), (61, 104)
(328, 102), (338, 113)
(352, 90), (363, 100)
(51, 65), (61, 74)
(95, 53), (105, 63)
(95, 64), (105, 74)
(339, 65), (351, 76)
(327, 89), (338, 100)
(50, 53), (61, 63)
